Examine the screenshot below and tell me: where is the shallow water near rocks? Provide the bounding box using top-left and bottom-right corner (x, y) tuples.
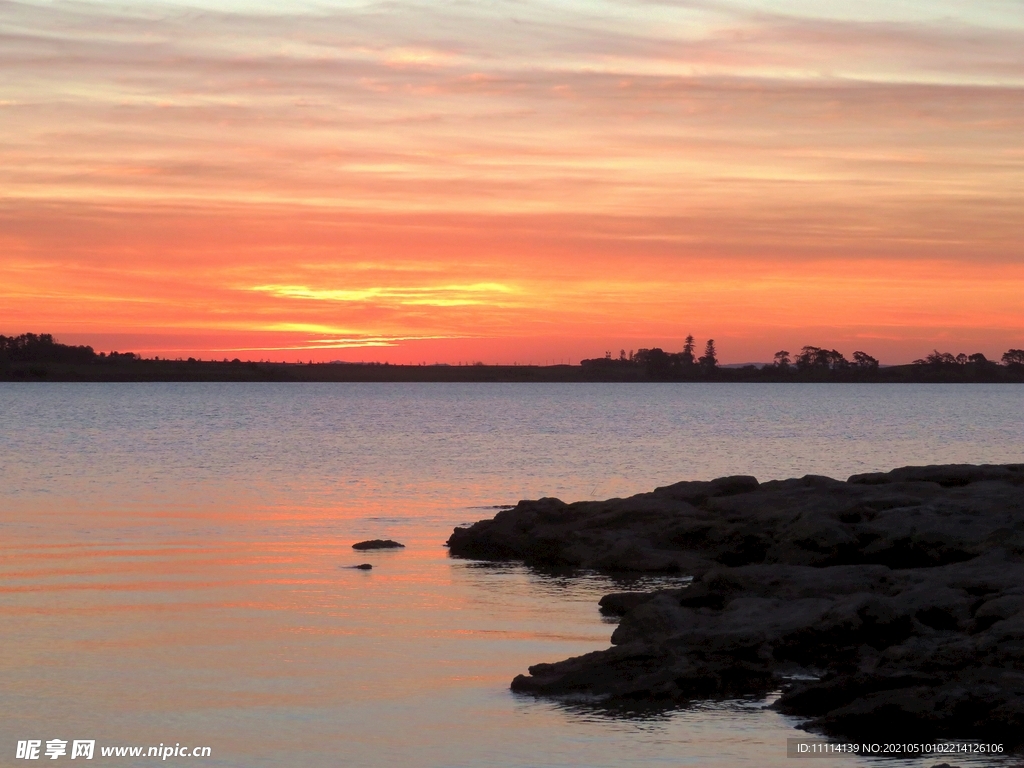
(1, 382), (1022, 767)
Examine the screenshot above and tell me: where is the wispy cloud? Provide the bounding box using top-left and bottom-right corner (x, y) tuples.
(216, 331), (465, 350)
(4, 0), (1022, 215)
(250, 282), (517, 307)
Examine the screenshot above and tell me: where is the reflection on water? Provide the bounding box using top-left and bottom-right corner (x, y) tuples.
(461, 561), (691, 591)
(549, 693), (781, 726)
(1, 383), (1022, 767)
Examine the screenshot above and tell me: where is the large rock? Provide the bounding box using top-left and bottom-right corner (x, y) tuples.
(448, 465), (1024, 571)
(448, 464), (1024, 745)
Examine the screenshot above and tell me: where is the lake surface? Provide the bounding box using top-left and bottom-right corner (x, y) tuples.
(2, 383), (1022, 767)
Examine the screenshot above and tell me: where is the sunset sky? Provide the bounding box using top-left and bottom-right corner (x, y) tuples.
(2, 0), (1022, 363)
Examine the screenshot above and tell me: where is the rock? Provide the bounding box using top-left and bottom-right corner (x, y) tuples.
(849, 464), (1023, 488)
(447, 464), (1024, 747)
(598, 591), (668, 617)
(449, 465), (1024, 571)
(351, 563), (373, 570)
(352, 539), (405, 550)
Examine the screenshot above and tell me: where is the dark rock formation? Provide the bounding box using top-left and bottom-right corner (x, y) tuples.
(352, 539), (405, 550)
(447, 464), (1024, 746)
(598, 592), (663, 617)
(351, 563), (373, 570)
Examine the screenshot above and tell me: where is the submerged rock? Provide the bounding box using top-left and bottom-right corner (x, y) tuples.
(351, 563), (373, 570)
(352, 539), (405, 550)
(448, 464), (1024, 746)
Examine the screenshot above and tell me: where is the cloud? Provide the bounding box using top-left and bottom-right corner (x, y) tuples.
(4, 0), (1022, 218)
(3, 0), (1023, 360)
(249, 282), (517, 307)
(228, 328), (466, 348)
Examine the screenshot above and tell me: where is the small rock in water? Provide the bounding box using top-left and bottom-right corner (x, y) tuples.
(352, 539), (405, 550)
(352, 563), (373, 570)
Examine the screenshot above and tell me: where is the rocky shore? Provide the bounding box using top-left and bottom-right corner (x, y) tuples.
(447, 464), (1024, 745)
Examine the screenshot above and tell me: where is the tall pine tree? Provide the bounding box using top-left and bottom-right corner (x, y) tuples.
(699, 339), (718, 370)
(681, 334), (696, 365)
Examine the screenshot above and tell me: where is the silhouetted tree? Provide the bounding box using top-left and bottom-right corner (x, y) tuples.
(1003, 349), (1024, 366)
(681, 335), (696, 366)
(852, 351), (879, 370)
(773, 350), (791, 369)
(699, 339), (718, 371)
(634, 347), (672, 378)
(919, 350), (957, 366)
(796, 346), (822, 370)
(796, 346), (848, 371)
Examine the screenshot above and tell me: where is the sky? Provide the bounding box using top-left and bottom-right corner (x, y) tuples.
(1, 0), (1022, 364)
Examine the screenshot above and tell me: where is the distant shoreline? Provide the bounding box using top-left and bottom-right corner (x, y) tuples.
(5, 333), (1022, 382)
(3, 359), (1024, 383)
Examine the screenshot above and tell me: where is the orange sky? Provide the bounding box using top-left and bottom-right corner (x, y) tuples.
(2, 0), (1022, 363)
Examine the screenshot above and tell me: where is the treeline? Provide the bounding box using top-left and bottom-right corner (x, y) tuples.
(3, 332), (1023, 383)
(595, 335), (721, 379)
(0, 333), (138, 365)
(0, 333), (97, 364)
(582, 338), (1024, 382)
(765, 345), (1024, 381)
(771, 346), (879, 372)
(915, 349), (1024, 367)
(580, 338), (881, 379)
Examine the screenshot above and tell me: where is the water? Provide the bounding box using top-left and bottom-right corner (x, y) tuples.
(1, 383), (1022, 767)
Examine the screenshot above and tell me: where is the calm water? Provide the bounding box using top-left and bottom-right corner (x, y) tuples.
(2, 383), (1022, 767)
